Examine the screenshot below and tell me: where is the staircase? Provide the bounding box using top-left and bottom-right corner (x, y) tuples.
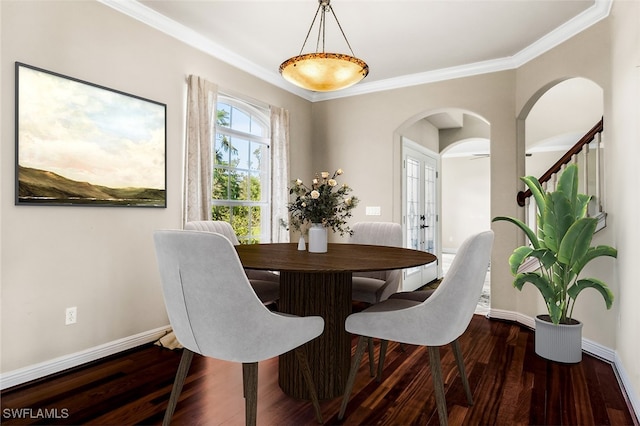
(518, 118), (606, 234)
(517, 118), (606, 273)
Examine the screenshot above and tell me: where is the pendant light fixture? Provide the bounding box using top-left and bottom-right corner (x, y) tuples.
(279, 0), (368, 92)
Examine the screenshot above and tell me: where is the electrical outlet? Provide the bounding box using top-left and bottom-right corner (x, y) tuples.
(365, 206), (381, 216)
(65, 307), (77, 325)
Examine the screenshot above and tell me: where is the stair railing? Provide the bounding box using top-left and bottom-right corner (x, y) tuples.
(518, 118), (605, 237)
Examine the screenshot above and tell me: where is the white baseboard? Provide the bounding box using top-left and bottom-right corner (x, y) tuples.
(614, 352), (640, 422)
(0, 325), (171, 391)
(488, 308), (536, 329)
(488, 308), (639, 422)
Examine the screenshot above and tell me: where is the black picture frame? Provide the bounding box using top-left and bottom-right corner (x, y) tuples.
(15, 62), (167, 207)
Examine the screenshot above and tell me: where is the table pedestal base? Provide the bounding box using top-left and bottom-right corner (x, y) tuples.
(278, 271), (352, 400)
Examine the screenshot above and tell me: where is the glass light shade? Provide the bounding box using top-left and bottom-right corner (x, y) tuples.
(279, 53), (369, 92)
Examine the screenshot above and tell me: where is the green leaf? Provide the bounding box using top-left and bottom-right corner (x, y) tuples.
(513, 272), (566, 323)
(513, 272), (554, 301)
(492, 216), (541, 249)
(508, 246), (534, 275)
(542, 191), (573, 252)
(557, 164), (579, 203)
(575, 193), (591, 220)
(533, 248), (558, 269)
(547, 300), (564, 324)
(571, 245), (618, 277)
(568, 278), (614, 309)
(521, 175), (546, 216)
(557, 217), (597, 266)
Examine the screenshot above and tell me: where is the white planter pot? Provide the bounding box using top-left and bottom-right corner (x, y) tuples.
(308, 223), (327, 253)
(534, 314), (583, 363)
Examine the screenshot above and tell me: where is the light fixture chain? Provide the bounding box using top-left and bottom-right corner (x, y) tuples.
(316, 3), (326, 53)
(298, 2), (324, 55)
(328, 4), (356, 57)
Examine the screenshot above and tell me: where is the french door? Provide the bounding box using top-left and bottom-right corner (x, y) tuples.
(402, 139), (440, 291)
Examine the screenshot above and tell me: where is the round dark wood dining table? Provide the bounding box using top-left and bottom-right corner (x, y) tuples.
(235, 242), (437, 400)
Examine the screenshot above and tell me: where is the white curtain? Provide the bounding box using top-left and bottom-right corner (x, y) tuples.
(183, 75), (217, 225)
(270, 106), (290, 243)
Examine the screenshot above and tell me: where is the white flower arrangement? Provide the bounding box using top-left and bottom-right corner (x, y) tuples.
(288, 169), (359, 236)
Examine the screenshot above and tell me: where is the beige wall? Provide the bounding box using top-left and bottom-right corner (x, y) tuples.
(312, 72), (519, 314)
(441, 156), (491, 251)
(609, 0), (640, 404)
(1, 0), (638, 407)
(0, 1), (312, 373)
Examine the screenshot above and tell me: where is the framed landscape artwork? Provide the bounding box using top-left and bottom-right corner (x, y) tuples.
(15, 62), (167, 207)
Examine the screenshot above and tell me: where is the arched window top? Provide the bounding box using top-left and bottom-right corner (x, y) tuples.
(213, 94), (271, 243)
(217, 95), (269, 139)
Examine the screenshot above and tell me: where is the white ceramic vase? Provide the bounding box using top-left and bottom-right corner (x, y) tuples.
(308, 223), (328, 253)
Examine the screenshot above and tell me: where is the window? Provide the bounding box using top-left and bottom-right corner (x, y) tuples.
(213, 96), (270, 243)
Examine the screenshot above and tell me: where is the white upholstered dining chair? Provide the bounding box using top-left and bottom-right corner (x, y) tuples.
(349, 221), (403, 375)
(184, 220), (280, 304)
(338, 230), (494, 426)
(153, 230), (324, 426)
(349, 222), (403, 304)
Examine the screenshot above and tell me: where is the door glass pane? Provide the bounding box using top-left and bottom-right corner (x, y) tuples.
(406, 157), (420, 277)
(406, 157), (420, 251)
(424, 162), (436, 253)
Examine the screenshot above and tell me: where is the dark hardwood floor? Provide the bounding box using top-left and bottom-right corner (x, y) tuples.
(2, 315), (637, 425)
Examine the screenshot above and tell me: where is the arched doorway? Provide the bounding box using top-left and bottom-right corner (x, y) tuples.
(516, 77), (605, 316)
(396, 109), (491, 307)
(524, 77), (603, 179)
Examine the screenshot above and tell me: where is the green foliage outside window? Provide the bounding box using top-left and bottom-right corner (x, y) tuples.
(212, 105), (266, 244)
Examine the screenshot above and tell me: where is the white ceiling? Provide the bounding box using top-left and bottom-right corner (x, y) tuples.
(101, 0), (609, 101)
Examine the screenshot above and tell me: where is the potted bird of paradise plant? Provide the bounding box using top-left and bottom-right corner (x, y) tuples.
(493, 164), (617, 363)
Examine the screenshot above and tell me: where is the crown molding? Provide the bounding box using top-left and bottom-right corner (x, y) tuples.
(309, 56), (519, 102)
(99, 0), (611, 103)
(97, 0), (314, 100)
(511, 0), (612, 68)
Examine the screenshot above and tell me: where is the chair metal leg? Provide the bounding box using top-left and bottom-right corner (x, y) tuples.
(367, 337), (375, 377)
(242, 362), (258, 426)
(163, 348), (194, 426)
(376, 339), (389, 382)
(428, 346), (448, 426)
(451, 339), (473, 405)
(338, 336), (368, 420)
(294, 347), (323, 424)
